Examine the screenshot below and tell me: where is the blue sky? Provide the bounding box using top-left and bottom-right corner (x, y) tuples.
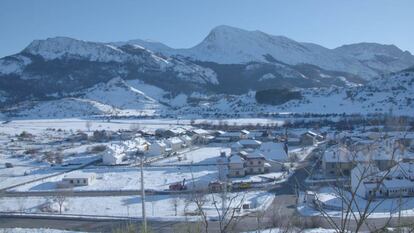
(0, 0), (413, 57)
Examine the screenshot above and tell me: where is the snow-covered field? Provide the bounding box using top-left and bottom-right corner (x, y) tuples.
(12, 165), (219, 192)
(0, 191), (274, 220)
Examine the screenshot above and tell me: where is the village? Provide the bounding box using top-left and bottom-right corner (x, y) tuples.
(1, 118), (414, 232)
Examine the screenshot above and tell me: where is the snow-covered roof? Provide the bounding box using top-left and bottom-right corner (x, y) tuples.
(229, 154), (244, 164)
(222, 131), (241, 137)
(152, 140), (166, 147)
(239, 139), (262, 146)
(259, 142), (288, 161)
(231, 142), (243, 148)
(169, 127), (187, 135)
(192, 129), (209, 135)
(180, 135), (192, 141)
(167, 137), (183, 144)
(246, 151), (265, 159)
(323, 146), (365, 163)
(241, 130), (250, 135)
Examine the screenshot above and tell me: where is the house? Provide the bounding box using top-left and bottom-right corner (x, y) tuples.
(228, 154), (245, 177)
(322, 146), (362, 176)
(102, 144), (126, 165)
(351, 162), (414, 199)
(165, 137), (184, 151)
(155, 128), (186, 138)
(61, 172), (96, 187)
(180, 135), (193, 147)
(231, 139), (262, 154)
(221, 131), (243, 142)
(245, 151), (266, 175)
(259, 142), (288, 162)
(240, 130), (250, 138)
(247, 130), (272, 141)
(190, 129), (211, 144)
(300, 131), (324, 146)
(213, 130), (232, 143)
(147, 141), (167, 156)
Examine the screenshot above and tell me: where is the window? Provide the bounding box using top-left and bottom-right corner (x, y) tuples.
(77, 180), (80, 184)
(70, 180), (73, 184)
(250, 161), (253, 165)
(236, 171), (239, 175)
(258, 161), (261, 164)
(83, 179), (87, 184)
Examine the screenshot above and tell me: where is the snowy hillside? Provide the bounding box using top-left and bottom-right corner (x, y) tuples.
(80, 77), (164, 110)
(173, 70), (414, 116)
(7, 98), (118, 118)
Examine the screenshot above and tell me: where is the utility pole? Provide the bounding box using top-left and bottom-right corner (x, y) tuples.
(139, 150), (147, 233)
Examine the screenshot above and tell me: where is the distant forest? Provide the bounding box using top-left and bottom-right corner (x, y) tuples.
(255, 88), (302, 105)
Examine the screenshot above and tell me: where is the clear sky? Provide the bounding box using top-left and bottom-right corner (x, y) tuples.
(0, 0), (413, 58)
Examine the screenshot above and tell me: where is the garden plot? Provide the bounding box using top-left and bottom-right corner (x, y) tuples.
(152, 147), (231, 166)
(0, 191), (274, 220)
(12, 165), (220, 192)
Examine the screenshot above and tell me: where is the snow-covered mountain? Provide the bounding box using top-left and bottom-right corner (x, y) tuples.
(334, 43), (414, 74)
(1, 25), (414, 118)
(0, 37), (218, 107)
(124, 25), (414, 79)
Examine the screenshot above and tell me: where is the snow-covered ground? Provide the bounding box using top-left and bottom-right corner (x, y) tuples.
(12, 165), (219, 192)
(299, 187), (414, 219)
(0, 191), (274, 221)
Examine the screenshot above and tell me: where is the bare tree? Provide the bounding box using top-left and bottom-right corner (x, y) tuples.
(211, 191), (246, 233)
(171, 195), (180, 216)
(54, 189), (72, 214)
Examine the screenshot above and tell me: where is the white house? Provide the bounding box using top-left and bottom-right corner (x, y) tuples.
(351, 162), (414, 199)
(228, 154), (245, 177)
(61, 172), (96, 187)
(102, 144), (126, 165)
(180, 135), (193, 147)
(147, 141), (167, 156)
(245, 151), (266, 175)
(165, 137), (184, 151)
(190, 129), (211, 144)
